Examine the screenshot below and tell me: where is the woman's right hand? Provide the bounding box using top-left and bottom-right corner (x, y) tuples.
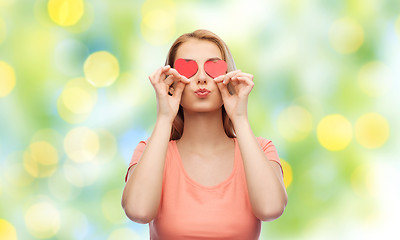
(148, 65), (190, 123)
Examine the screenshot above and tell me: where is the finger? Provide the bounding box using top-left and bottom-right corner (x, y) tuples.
(214, 69), (242, 83)
(148, 66), (163, 84)
(216, 81), (231, 99)
(222, 70), (242, 85)
(164, 75), (175, 86)
(173, 81), (186, 99)
(235, 76), (255, 86)
(213, 74), (225, 82)
(149, 65), (171, 84)
(167, 68), (190, 83)
(239, 72), (254, 80)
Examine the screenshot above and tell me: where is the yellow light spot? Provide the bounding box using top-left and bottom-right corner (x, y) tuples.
(62, 87), (95, 114)
(96, 129), (117, 162)
(0, 219), (17, 240)
(277, 105), (313, 142)
(84, 51), (120, 87)
(108, 228), (141, 240)
(25, 202), (60, 239)
(355, 113), (390, 149)
(48, 0), (84, 26)
(57, 96), (90, 124)
(3, 151), (35, 187)
(0, 18), (6, 44)
(0, 0), (15, 7)
(23, 141), (59, 178)
(0, 61), (16, 97)
(64, 127), (99, 162)
(330, 18), (364, 54)
(357, 62), (392, 97)
(280, 159), (293, 188)
(57, 78), (97, 124)
(317, 114), (352, 151)
(396, 16), (400, 39)
(141, 0), (176, 45)
(351, 163), (378, 198)
(102, 189), (127, 224)
(63, 160), (100, 187)
(30, 128), (63, 153)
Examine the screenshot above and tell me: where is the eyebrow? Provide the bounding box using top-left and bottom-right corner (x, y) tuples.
(183, 57), (222, 61)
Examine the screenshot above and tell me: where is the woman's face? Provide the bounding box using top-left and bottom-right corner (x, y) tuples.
(175, 39), (224, 113)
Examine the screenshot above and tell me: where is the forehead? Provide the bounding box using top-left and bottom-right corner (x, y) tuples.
(175, 39), (222, 61)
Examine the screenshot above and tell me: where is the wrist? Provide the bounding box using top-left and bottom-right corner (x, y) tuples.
(231, 115), (249, 127)
(156, 115), (174, 126)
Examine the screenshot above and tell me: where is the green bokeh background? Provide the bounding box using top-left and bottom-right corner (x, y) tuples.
(1, 0), (400, 239)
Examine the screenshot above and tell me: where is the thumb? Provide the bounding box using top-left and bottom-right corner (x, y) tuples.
(173, 81), (185, 99)
(216, 81), (231, 99)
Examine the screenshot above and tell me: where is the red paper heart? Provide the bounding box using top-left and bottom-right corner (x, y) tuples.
(204, 60), (228, 78)
(174, 58), (198, 78)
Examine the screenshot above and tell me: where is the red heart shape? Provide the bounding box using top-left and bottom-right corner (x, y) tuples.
(204, 60), (228, 78)
(174, 58), (198, 78)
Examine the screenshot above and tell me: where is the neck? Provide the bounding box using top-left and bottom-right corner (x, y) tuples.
(177, 107), (233, 153)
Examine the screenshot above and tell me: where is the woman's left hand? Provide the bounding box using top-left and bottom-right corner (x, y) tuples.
(213, 70), (254, 124)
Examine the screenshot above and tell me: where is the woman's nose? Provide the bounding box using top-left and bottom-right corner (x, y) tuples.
(196, 67), (208, 84)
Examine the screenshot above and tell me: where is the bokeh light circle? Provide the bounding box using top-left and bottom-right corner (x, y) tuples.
(2, 151), (35, 189)
(23, 141), (59, 178)
(57, 77), (98, 123)
(0, 0), (16, 7)
(277, 105), (313, 142)
(30, 128), (64, 154)
(317, 114), (353, 151)
(96, 129), (118, 162)
(396, 16), (400, 39)
(84, 51), (120, 87)
(351, 163), (378, 198)
(64, 127), (99, 163)
(108, 228), (141, 240)
(330, 18), (364, 54)
(280, 159), (293, 188)
(0, 61), (16, 97)
(62, 87), (95, 114)
(63, 159), (100, 187)
(357, 62), (392, 97)
(0, 219), (17, 240)
(140, 0), (176, 45)
(48, 0), (84, 26)
(355, 113), (390, 149)
(25, 201), (60, 239)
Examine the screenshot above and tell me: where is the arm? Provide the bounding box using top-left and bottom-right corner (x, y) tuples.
(121, 116), (172, 223)
(233, 117), (288, 222)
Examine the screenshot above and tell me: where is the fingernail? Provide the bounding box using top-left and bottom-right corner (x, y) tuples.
(213, 77), (219, 81)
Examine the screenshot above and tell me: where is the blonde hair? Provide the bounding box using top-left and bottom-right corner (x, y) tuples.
(165, 29), (237, 141)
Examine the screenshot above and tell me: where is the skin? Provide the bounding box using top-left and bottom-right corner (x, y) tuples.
(175, 39), (235, 154)
(122, 38), (288, 223)
(176, 39), (288, 221)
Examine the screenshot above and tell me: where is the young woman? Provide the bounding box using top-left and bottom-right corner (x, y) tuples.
(122, 29), (288, 240)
